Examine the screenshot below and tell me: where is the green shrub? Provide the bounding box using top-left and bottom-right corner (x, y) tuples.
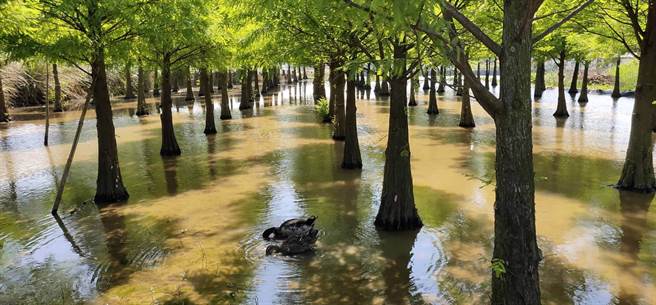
(314, 98), (331, 123)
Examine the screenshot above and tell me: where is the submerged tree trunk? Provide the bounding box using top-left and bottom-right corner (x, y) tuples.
(553, 50), (569, 117)
(380, 79), (390, 96)
(254, 70), (260, 98)
(485, 58), (490, 88)
(578, 61), (590, 103)
(612, 56), (622, 98)
(333, 69), (346, 141)
(477, 62), (481, 80)
(198, 69), (206, 97)
(342, 72), (362, 169)
(422, 68), (430, 90)
(492, 58), (498, 87)
(617, 7), (656, 191)
(459, 78), (475, 128)
(569, 60), (580, 94)
(313, 63), (326, 101)
(328, 65), (337, 119)
(209, 71), (214, 94)
(437, 66), (446, 93)
(490, 2), (541, 303)
(534, 59), (546, 98)
(364, 63), (372, 89)
(219, 71), (232, 120)
(160, 55), (181, 156)
(375, 44), (422, 231)
(185, 66), (194, 101)
(124, 62), (135, 99)
(136, 63), (149, 116)
(153, 69), (160, 97)
(374, 73), (381, 93)
(53, 64), (63, 112)
(408, 75), (418, 106)
(171, 70), (179, 92)
(456, 70), (464, 96)
(427, 68), (438, 114)
(93, 48), (129, 202)
(239, 69), (253, 110)
(0, 72), (8, 122)
(200, 68), (217, 134)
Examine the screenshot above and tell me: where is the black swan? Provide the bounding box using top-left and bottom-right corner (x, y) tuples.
(262, 216), (317, 240)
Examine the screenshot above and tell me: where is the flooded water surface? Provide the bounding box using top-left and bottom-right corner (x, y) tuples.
(1, 82), (655, 305)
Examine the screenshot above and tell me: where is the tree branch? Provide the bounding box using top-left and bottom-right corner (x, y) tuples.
(533, 0), (595, 43)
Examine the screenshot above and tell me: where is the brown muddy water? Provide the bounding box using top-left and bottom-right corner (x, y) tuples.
(0, 81), (654, 305)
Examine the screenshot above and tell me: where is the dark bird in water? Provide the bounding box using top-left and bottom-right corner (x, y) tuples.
(262, 216), (317, 240)
(266, 228), (319, 256)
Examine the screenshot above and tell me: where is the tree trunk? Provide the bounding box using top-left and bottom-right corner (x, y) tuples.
(408, 75), (418, 106)
(456, 70), (464, 96)
(485, 58), (490, 88)
(380, 79), (390, 96)
(612, 56), (622, 98)
(93, 48), (129, 202)
(437, 66), (446, 93)
(227, 71), (234, 89)
(136, 63), (149, 116)
(209, 71), (214, 94)
(185, 66), (194, 101)
(239, 69), (253, 110)
(374, 73), (381, 93)
(219, 71), (232, 120)
(171, 70), (179, 92)
(254, 70), (260, 98)
(303, 66), (308, 79)
(328, 62), (337, 118)
(0, 72), (8, 122)
(333, 69), (346, 141)
(364, 63), (371, 89)
(342, 72), (362, 169)
(153, 69), (160, 97)
(159, 55), (181, 156)
(617, 6), (656, 191)
(490, 1), (541, 303)
(198, 69), (205, 97)
(374, 44), (422, 231)
(492, 57), (498, 87)
(459, 78), (475, 128)
(124, 62), (135, 99)
(313, 63), (326, 101)
(200, 68), (217, 134)
(427, 68), (438, 114)
(569, 60), (580, 94)
(53, 63), (63, 112)
(534, 59), (546, 98)
(553, 50), (569, 117)
(422, 68), (430, 90)
(477, 62), (481, 80)
(578, 61), (589, 104)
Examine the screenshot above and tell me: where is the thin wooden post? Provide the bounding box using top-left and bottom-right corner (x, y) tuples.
(44, 63), (50, 146)
(52, 80), (93, 215)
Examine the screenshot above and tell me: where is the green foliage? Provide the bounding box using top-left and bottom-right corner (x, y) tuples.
(491, 258), (506, 279)
(314, 98), (330, 121)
